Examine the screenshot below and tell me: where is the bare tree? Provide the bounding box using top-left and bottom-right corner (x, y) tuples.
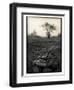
(42, 22), (56, 38)
(30, 30), (37, 36)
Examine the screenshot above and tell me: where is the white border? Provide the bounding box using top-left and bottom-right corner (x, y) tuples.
(23, 15), (65, 77)
(16, 7), (70, 83)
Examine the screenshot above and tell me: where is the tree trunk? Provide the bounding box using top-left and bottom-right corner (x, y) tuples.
(47, 32), (50, 38)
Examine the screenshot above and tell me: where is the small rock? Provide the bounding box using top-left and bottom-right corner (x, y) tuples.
(43, 68), (52, 72)
(32, 66), (39, 73)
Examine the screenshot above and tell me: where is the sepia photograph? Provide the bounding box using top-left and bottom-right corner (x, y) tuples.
(27, 16), (62, 74)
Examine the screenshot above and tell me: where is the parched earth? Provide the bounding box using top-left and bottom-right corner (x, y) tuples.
(27, 36), (62, 73)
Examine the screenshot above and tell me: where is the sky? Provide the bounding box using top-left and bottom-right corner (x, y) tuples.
(27, 16), (62, 37)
